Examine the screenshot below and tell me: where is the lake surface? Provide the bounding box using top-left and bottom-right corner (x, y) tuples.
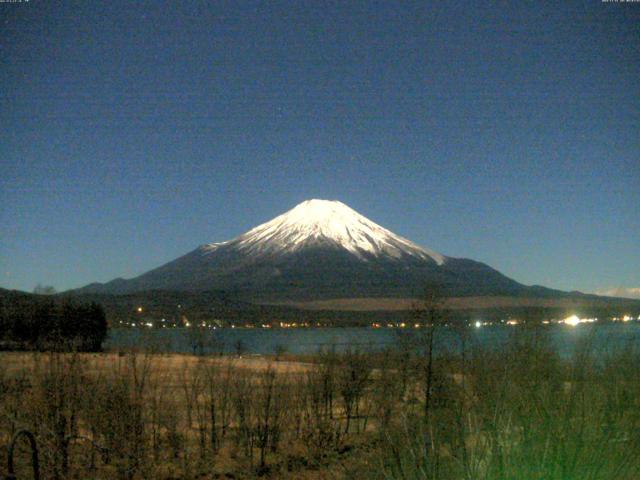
(106, 323), (640, 358)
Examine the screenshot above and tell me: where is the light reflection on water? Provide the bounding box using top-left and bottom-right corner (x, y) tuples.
(106, 323), (640, 358)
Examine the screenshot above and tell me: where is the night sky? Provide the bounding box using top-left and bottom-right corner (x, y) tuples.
(1, 1), (639, 296)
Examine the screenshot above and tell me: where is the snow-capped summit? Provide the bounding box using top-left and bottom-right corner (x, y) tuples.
(203, 199), (445, 264)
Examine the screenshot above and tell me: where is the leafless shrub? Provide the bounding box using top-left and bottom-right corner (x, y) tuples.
(2, 330), (640, 480)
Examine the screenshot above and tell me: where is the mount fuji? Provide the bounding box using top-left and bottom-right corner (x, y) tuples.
(76, 199), (558, 301)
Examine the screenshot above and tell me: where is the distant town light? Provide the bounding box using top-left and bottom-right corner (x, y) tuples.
(136, 307), (143, 313)
(475, 321), (482, 328)
(563, 315), (580, 326)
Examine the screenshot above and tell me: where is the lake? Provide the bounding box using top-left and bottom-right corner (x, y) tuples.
(105, 323), (640, 358)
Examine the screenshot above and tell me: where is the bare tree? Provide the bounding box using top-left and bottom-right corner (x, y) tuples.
(412, 285), (447, 426)
(33, 284), (57, 295)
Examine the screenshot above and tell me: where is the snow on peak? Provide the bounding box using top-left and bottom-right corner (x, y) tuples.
(205, 199), (445, 265)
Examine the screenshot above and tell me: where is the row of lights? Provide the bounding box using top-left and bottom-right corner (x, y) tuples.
(131, 306), (639, 330)
(473, 314), (640, 328)
(561, 314), (640, 326)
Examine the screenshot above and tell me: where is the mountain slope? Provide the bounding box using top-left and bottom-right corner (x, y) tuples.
(75, 199), (557, 300)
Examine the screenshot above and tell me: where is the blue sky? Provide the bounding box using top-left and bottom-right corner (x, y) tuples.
(1, 0), (638, 296)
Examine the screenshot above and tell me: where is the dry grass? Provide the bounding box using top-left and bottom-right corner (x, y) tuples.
(1, 330), (640, 479)
(0, 352), (313, 377)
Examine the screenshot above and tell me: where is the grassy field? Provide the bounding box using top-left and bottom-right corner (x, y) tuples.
(2, 326), (640, 479)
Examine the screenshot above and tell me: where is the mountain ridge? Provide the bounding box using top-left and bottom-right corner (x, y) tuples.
(72, 199), (596, 301)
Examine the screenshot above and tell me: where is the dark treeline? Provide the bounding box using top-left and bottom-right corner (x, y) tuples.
(0, 290), (107, 351)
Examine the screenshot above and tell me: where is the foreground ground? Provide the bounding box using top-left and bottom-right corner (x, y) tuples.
(2, 327), (640, 479)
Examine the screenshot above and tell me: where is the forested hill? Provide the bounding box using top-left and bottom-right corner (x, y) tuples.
(0, 288), (107, 351)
